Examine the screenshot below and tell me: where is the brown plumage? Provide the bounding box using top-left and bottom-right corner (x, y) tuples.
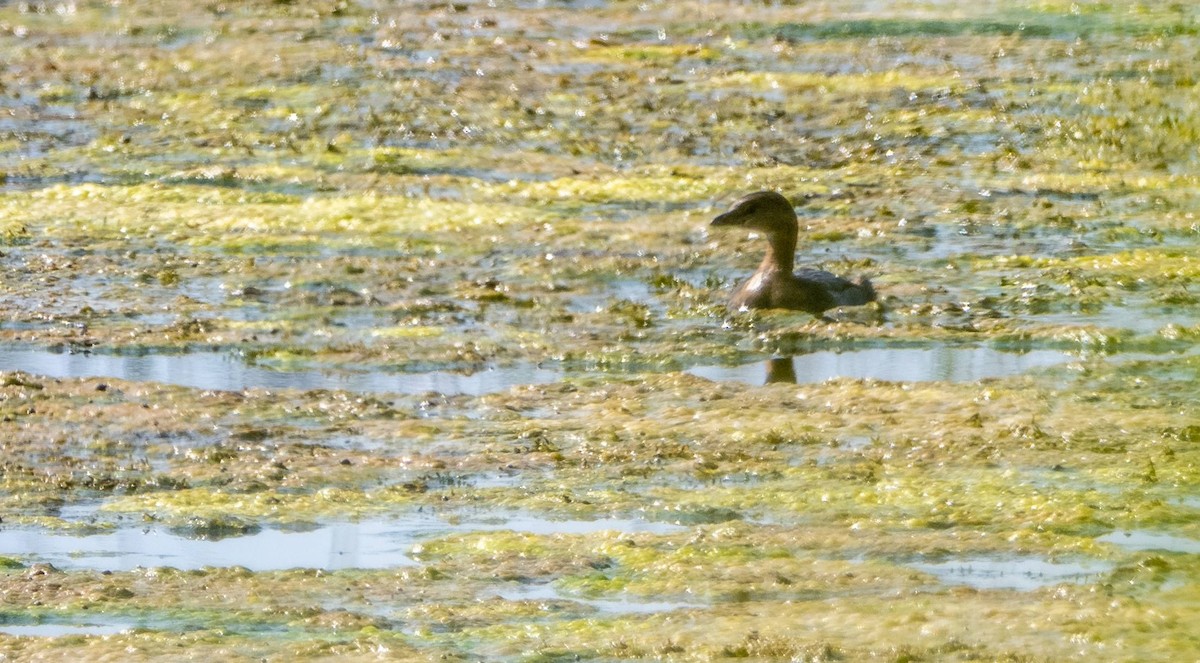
(711, 191), (875, 316)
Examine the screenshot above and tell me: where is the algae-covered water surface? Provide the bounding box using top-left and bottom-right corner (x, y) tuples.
(3, 0), (1199, 660)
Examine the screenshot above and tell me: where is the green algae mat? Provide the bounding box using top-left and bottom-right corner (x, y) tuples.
(2, 0), (1200, 660)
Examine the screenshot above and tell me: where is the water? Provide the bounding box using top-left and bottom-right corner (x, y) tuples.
(491, 582), (704, 614)
(566, 278), (659, 313)
(815, 435), (875, 466)
(1097, 530), (1200, 554)
(910, 555), (1113, 590)
(1, 342), (1078, 397)
(688, 347), (1074, 385)
(468, 516), (683, 536)
(0, 346), (561, 396)
(0, 520), (426, 572)
(0, 622), (137, 637)
(0, 613), (286, 637)
(0, 514), (684, 572)
(1032, 305), (1184, 335)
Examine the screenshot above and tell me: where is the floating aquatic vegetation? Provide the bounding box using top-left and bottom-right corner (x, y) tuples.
(2, 0), (1199, 660)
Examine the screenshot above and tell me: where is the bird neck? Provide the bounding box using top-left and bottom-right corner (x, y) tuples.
(760, 229), (796, 274)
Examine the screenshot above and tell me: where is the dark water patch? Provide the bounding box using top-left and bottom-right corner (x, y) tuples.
(1097, 530), (1200, 554)
(422, 471), (530, 489)
(838, 435), (874, 451)
(491, 582), (704, 614)
(814, 436), (874, 467)
(1030, 306), (1188, 335)
(0, 345), (563, 396)
(467, 472), (531, 489)
(0, 170), (108, 193)
(0, 514), (684, 572)
(0, 112), (98, 161)
(766, 19), (1054, 42)
(899, 223), (1081, 262)
(758, 12), (1197, 43)
(646, 506), (743, 526)
(1015, 467), (1122, 496)
(910, 555), (1113, 591)
(566, 278), (659, 314)
(688, 346), (1073, 385)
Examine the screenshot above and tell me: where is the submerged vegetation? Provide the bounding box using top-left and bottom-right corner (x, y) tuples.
(1, 0), (1198, 660)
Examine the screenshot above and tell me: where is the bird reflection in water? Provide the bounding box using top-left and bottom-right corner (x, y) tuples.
(764, 356), (797, 384)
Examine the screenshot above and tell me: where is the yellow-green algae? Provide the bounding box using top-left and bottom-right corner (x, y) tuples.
(3, 0), (1200, 660)
(3, 353), (1199, 660)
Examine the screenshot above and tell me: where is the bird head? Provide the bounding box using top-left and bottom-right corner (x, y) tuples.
(710, 191), (798, 236)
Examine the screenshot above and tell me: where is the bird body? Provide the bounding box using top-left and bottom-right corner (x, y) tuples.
(712, 191), (875, 316)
